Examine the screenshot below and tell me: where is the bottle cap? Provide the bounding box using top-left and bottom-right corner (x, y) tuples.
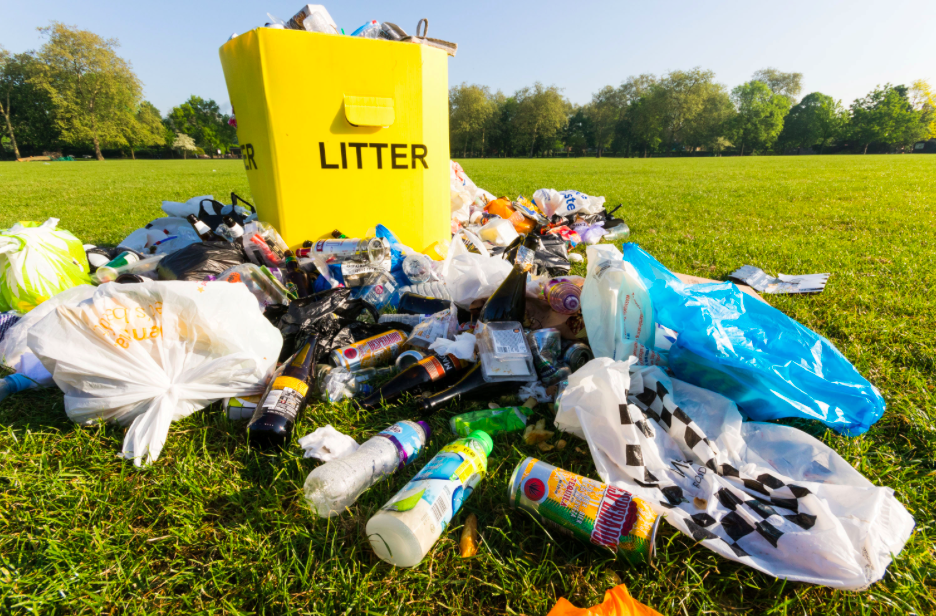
(467, 430), (494, 456)
(416, 420), (431, 442)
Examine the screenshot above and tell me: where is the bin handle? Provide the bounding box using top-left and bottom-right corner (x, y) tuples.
(343, 95), (395, 128)
(416, 18), (428, 38)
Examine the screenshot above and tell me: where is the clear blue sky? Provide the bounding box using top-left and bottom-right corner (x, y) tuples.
(2, 0), (934, 116)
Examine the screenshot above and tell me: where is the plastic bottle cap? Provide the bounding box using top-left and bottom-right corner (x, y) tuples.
(416, 420), (432, 442)
(467, 430), (494, 456)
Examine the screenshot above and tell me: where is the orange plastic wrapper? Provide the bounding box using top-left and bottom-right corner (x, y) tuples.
(547, 584), (662, 616)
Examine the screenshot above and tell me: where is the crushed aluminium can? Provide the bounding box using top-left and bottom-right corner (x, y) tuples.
(330, 330), (407, 371)
(508, 458), (660, 565)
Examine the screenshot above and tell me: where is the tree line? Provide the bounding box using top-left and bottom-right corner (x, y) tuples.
(0, 23), (237, 160)
(450, 69), (936, 157)
(3, 23), (934, 161)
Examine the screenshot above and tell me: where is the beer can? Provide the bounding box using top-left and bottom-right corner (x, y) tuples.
(508, 458), (660, 565)
(560, 342), (594, 372)
(330, 330), (407, 371)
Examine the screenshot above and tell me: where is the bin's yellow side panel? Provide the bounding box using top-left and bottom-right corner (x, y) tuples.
(219, 30), (283, 233)
(219, 29), (450, 253)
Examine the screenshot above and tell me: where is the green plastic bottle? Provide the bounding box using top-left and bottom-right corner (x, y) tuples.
(449, 398), (537, 437)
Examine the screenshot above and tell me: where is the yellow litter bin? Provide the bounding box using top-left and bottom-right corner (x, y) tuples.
(219, 28), (451, 252)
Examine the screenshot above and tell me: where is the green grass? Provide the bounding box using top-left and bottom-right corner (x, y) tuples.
(0, 156), (934, 615)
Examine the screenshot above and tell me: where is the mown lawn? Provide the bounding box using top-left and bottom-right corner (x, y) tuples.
(0, 156), (933, 615)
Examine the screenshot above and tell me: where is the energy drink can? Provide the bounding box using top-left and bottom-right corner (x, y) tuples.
(330, 330), (407, 371)
(508, 458), (660, 565)
(560, 342), (593, 372)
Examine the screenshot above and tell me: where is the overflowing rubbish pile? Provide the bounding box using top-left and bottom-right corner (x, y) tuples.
(0, 8), (917, 602)
(0, 161), (914, 594)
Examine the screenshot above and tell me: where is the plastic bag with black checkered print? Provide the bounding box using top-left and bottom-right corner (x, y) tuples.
(554, 357), (914, 590)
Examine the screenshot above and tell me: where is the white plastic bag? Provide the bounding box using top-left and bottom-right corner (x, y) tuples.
(581, 244), (655, 359)
(117, 217), (202, 256)
(27, 281), (282, 466)
(555, 358), (915, 590)
(532, 189), (606, 218)
(160, 195), (253, 221)
(440, 229), (512, 308)
(0, 284), (96, 387)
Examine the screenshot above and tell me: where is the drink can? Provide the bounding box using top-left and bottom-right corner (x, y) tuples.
(313, 238), (388, 264)
(330, 330), (407, 371)
(395, 349), (425, 370)
(507, 458), (660, 565)
(560, 342), (593, 372)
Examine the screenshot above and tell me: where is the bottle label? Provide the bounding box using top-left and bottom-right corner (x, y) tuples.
(377, 421), (425, 468)
(259, 376), (309, 420)
(380, 439), (487, 533)
(416, 354), (461, 381)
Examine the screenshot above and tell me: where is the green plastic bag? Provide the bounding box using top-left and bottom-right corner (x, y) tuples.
(0, 219), (92, 313)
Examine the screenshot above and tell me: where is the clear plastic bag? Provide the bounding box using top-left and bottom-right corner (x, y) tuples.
(441, 230), (513, 308)
(581, 244), (655, 360)
(620, 243), (885, 435)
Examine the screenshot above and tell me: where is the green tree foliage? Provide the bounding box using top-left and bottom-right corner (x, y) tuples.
(584, 86), (621, 156)
(166, 95), (236, 155)
(563, 108), (594, 155)
(778, 92), (845, 152)
(32, 23), (141, 161)
(123, 100), (166, 159)
(849, 84), (927, 153)
(752, 68), (804, 102)
(730, 80), (791, 155)
(514, 83), (568, 157)
(449, 83), (495, 157)
(660, 68), (733, 151)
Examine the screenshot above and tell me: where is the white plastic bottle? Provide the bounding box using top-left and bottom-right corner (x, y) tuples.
(581, 244), (655, 360)
(366, 430), (493, 567)
(303, 420), (430, 518)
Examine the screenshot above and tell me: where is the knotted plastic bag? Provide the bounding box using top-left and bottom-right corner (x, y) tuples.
(0, 219), (92, 313)
(27, 281), (282, 466)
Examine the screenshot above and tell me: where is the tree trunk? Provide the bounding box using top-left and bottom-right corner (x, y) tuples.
(131, 147), (136, 160)
(463, 134), (468, 158)
(740, 143), (745, 157)
(183, 149), (187, 160)
(481, 129), (485, 158)
(529, 125), (538, 158)
(93, 134), (104, 161)
(1, 95), (21, 159)
(863, 143), (869, 154)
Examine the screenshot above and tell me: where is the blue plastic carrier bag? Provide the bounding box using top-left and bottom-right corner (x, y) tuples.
(620, 243), (884, 436)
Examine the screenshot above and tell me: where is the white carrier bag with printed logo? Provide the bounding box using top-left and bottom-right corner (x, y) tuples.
(27, 281), (282, 466)
(554, 357), (915, 590)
